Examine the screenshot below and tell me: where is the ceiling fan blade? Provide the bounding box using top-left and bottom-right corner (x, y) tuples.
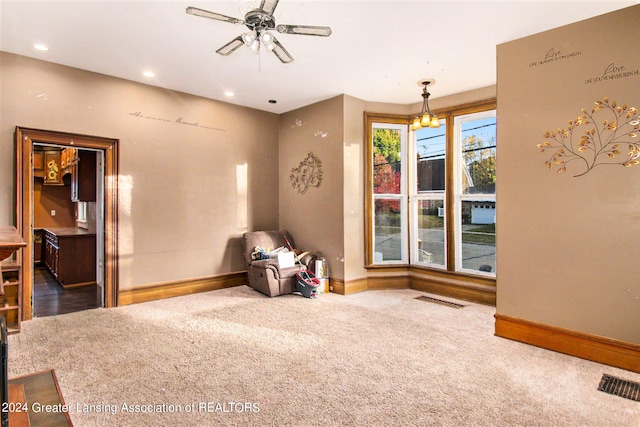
(259, 0), (280, 15)
(186, 6), (245, 25)
(216, 36), (245, 56)
(271, 37), (294, 63)
(276, 24), (332, 37)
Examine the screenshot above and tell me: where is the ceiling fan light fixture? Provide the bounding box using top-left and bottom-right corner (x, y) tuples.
(261, 32), (273, 44)
(412, 79), (440, 130)
(186, 2), (331, 64)
(242, 31), (256, 45)
(261, 31), (276, 51)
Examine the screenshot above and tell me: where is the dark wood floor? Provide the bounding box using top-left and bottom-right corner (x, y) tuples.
(34, 266), (101, 317)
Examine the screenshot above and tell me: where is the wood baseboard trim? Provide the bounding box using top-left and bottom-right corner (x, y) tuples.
(367, 275), (410, 291)
(118, 271), (247, 306)
(61, 280), (97, 289)
(330, 278), (367, 295)
(329, 278), (345, 295)
(337, 271), (495, 304)
(495, 314), (640, 374)
(342, 278), (368, 295)
(410, 273), (496, 305)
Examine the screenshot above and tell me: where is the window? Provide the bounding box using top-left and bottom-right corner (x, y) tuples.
(454, 110), (496, 275)
(76, 201), (88, 227)
(366, 101), (496, 278)
(371, 123), (407, 264)
(411, 121), (447, 269)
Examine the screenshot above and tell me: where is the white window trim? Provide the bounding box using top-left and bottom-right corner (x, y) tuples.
(453, 110), (496, 277)
(409, 119), (447, 269)
(372, 122), (408, 265)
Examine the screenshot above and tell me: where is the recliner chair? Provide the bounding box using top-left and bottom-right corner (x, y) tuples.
(243, 230), (304, 297)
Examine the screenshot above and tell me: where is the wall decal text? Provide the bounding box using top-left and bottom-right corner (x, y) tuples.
(529, 48), (581, 67)
(127, 111), (226, 132)
(584, 62), (640, 85)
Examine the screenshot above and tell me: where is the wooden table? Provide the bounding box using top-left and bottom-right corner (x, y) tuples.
(0, 226), (26, 262)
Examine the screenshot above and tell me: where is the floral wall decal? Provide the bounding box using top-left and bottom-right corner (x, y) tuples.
(538, 97), (639, 177)
(290, 152), (323, 194)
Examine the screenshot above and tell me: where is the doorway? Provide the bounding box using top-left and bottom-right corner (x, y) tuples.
(16, 127), (118, 321)
(32, 144), (103, 316)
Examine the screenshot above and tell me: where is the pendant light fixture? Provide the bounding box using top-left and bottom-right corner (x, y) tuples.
(411, 79), (440, 131)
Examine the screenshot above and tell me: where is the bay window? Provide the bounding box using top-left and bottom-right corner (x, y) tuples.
(366, 100), (496, 278)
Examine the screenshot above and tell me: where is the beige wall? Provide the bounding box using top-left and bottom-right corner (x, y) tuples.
(496, 5), (640, 344)
(342, 96), (413, 282)
(0, 52), (280, 290)
(278, 96), (345, 279)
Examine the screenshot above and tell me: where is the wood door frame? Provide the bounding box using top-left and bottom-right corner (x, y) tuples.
(15, 127), (119, 320)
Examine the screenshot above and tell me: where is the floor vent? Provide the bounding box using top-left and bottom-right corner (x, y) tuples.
(597, 374), (640, 401)
(415, 295), (464, 308)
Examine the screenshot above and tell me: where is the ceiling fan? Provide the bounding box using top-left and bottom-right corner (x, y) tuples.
(186, 0), (332, 64)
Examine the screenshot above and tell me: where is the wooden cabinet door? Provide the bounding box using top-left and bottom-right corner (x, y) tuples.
(77, 151), (96, 202)
(56, 235), (96, 286)
(70, 151), (96, 202)
(33, 151), (44, 178)
(52, 246), (59, 279)
(70, 165), (79, 202)
(43, 151), (63, 185)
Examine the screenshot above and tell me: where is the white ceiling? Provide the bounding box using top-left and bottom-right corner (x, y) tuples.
(1, 0), (637, 114)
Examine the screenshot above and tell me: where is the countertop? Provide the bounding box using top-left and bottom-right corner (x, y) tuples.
(39, 227), (96, 237)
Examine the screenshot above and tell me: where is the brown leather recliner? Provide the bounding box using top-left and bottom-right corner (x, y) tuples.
(243, 230), (305, 297)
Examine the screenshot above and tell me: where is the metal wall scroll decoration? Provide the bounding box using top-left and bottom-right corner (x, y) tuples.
(538, 98), (639, 177)
(290, 152), (323, 194)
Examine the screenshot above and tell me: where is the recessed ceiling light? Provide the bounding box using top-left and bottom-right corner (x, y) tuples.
(224, 91), (234, 97)
(142, 71), (155, 78)
(33, 43), (49, 51)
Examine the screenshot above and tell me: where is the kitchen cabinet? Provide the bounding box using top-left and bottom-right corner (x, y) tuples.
(33, 151), (44, 178)
(60, 147), (78, 172)
(43, 151), (63, 185)
(43, 228), (96, 287)
(70, 150), (96, 202)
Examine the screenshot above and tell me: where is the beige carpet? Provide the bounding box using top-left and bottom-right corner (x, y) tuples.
(8, 286), (640, 426)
